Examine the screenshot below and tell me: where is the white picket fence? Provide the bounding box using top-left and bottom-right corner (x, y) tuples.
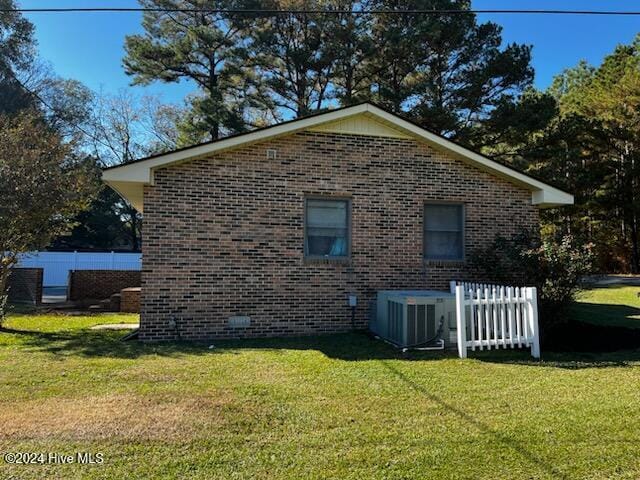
(453, 283), (540, 359)
(449, 280), (505, 296)
(16, 251), (141, 287)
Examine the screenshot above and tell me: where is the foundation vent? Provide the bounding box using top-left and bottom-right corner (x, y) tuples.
(228, 316), (251, 328)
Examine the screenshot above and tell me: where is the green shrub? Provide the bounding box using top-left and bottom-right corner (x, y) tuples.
(471, 231), (594, 336)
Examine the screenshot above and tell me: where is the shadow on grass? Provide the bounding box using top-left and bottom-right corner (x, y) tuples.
(214, 331), (640, 369)
(0, 326), (210, 359)
(380, 361), (571, 480)
(210, 332), (419, 361)
(6, 303), (40, 315)
(195, 329), (640, 369)
(469, 308), (640, 369)
(470, 348), (640, 370)
(3, 324), (639, 370)
(570, 302), (640, 329)
(1, 326), (410, 361)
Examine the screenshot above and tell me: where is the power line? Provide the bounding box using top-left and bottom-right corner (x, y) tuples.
(6, 7), (640, 16)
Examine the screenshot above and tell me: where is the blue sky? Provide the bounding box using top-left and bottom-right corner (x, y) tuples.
(20, 0), (640, 106)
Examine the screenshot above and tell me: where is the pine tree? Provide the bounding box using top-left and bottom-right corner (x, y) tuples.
(124, 0), (265, 140)
(0, 0), (36, 114)
(520, 36), (640, 272)
(248, 1), (339, 117)
(364, 0), (534, 145)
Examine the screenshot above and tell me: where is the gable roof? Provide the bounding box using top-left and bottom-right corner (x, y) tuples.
(102, 102), (573, 212)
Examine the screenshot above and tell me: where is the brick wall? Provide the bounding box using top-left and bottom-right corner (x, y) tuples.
(7, 268), (43, 305)
(120, 287), (141, 313)
(141, 132), (539, 341)
(68, 270), (141, 301)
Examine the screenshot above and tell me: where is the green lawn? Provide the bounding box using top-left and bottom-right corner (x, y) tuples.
(1, 309), (640, 479)
(572, 285), (640, 329)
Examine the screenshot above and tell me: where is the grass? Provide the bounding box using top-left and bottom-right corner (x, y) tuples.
(1, 307), (640, 479)
(571, 285), (640, 329)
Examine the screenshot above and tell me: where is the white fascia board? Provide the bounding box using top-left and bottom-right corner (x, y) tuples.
(102, 103), (371, 186)
(531, 189), (574, 207)
(102, 162), (152, 184)
(102, 102), (573, 211)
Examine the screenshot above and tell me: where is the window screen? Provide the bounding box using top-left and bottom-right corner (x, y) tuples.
(424, 204), (464, 260)
(305, 199), (349, 258)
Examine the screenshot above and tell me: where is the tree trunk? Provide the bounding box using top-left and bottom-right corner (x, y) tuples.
(630, 212), (640, 274)
(0, 254), (17, 324)
(343, 67), (354, 104)
(131, 218), (140, 252)
(128, 206), (141, 252)
(209, 53), (220, 140)
(631, 150), (639, 273)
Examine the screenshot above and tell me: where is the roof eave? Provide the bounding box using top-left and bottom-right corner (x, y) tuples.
(101, 102), (574, 212)
(532, 189), (574, 208)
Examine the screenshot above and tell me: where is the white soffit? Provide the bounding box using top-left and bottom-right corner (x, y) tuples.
(102, 103), (573, 212)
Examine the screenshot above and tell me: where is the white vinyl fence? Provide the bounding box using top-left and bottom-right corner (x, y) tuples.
(449, 280), (505, 295)
(454, 284), (540, 359)
(16, 251), (141, 287)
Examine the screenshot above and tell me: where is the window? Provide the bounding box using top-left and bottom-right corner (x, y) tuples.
(305, 198), (350, 258)
(424, 203), (464, 261)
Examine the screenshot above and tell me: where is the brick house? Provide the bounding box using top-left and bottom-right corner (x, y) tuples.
(103, 103), (573, 341)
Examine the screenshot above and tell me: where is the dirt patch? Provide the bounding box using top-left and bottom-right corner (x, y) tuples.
(90, 323), (139, 330)
(0, 392), (232, 441)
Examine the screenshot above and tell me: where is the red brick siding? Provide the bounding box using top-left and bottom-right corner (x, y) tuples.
(141, 132), (539, 341)
(7, 268), (43, 305)
(68, 270), (141, 301)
